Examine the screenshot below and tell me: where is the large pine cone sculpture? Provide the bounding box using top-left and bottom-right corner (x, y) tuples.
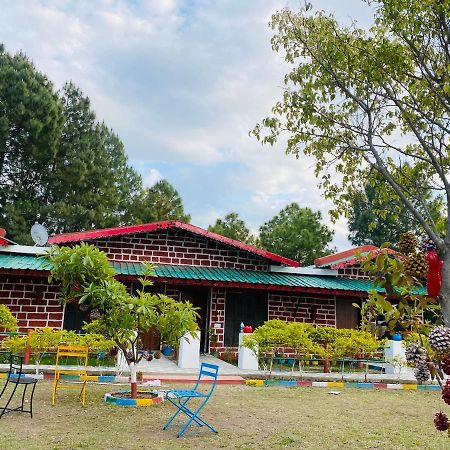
(399, 232), (418, 255)
(405, 341), (427, 366)
(414, 363), (430, 383)
(429, 326), (450, 353)
(404, 252), (428, 279)
(442, 382), (450, 405)
(434, 411), (450, 431)
(441, 356), (450, 375)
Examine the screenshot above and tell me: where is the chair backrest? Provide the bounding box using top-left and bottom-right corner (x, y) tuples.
(193, 362), (219, 394)
(55, 345), (89, 367)
(9, 354), (24, 375)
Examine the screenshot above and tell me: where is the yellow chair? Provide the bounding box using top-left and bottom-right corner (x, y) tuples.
(52, 345), (89, 406)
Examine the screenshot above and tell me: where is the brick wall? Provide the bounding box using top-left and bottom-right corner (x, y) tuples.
(337, 267), (370, 280)
(0, 276), (63, 332)
(209, 287), (225, 353)
(87, 229), (270, 270)
(268, 293), (336, 326)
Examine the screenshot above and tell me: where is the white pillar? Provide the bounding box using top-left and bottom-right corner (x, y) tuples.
(384, 340), (407, 374)
(238, 332), (259, 370)
(178, 331), (200, 369)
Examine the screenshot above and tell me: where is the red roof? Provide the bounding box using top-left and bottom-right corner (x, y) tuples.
(314, 245), (397, 269)
(48, 220), (300, 267)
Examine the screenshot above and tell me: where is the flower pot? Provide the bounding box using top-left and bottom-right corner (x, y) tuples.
(392, 333), (402, 341)
(162, 346), (173, 357)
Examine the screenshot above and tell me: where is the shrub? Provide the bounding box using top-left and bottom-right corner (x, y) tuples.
(0, 304), (18, 331)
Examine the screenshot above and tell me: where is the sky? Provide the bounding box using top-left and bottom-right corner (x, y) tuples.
(0, 0), (375, 250)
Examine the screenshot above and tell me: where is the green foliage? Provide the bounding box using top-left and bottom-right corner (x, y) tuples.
(47, 243), (117, 304)
(134, 179), (191, 224)
(242, 320), (382, 362)
(0, 304), (18, 331)
(348, 174), (445, 247)
(154, 296), (200, 348)
(259, 203), (334, 265)
(358, 248), (440, 337)
(1, 327), (115, 360)
(208, 212), (258, 245)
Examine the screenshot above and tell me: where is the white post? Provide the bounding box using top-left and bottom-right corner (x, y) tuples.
(238, 332), (259, 370)
(384, 340), (407, 374)
(178, 331), (200, 369)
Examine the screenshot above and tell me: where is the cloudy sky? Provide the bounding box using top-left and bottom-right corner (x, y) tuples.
(1, 0), (374, 249)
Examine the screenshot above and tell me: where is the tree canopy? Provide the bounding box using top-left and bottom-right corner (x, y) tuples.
(348, 173), (445, 247)
(134, 179), (191, 224)
(259, 203), (334, 265)
(253, 1), (450, 323)
(208, 212), (257, 244)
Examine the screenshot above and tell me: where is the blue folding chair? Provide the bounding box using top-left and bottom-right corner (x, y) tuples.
(163, 362), (219, 437)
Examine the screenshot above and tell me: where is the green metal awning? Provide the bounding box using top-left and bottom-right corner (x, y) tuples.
(0, 252), (402, 293)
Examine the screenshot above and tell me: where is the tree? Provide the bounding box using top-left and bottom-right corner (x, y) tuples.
(0, 45), (64, 243)
(0, 47), (143, 242)
(348, 173), (445, 247)
(253, 2), (450, 324)
(48, 244), (199, 399)
(208, 212), (257, 244)
(259, 203), (333, 265)
(135, 179), (191, 224)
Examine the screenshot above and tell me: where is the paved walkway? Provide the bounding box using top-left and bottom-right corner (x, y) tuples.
(0, 354), (431, 384)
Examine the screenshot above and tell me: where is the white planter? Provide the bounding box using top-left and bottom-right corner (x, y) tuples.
(178, 331), (200, 369)
(238, 332), (259, 370)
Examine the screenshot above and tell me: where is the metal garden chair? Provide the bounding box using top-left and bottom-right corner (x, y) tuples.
(52, 344), (89, 406)
(163, 362), (219, 437)
(0, 354), (37, 419)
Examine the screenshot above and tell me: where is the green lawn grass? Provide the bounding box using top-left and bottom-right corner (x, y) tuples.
(0, 381), (448, 449)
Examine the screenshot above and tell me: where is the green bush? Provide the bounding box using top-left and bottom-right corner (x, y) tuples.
(0, 304), (18, 331)
(242, 320), (384, 362)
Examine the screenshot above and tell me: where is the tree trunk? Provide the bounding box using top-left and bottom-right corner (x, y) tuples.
(440, 249), (450, 327)
(129, 362), (137, 399)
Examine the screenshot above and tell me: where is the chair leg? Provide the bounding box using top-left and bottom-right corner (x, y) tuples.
(52, 377), (58, 406)
(79, 380), (87, 406)
(177, 398), (218, 438)
(0, 379), (9, 401)
(20, 384), (28, 413)
(29, 383), (37, 418)
(0, 382), (19, 419)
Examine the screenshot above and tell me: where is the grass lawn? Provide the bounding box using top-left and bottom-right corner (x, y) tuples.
(0, 381), (449, 449)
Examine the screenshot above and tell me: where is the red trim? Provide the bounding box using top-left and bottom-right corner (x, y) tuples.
(331, 248), (398, 269)
(48, 220), (300, 267)
(314, 245), (378, 267)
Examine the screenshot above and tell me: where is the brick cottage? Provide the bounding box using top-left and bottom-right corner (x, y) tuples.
(0, 221), (379, 355)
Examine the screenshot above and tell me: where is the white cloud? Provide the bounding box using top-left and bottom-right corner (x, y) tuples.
(143, 168), (163, 187)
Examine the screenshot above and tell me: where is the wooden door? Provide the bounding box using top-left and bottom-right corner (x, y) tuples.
(336, 298), (360, 329)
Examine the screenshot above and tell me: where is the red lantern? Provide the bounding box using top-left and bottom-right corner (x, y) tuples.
(243, 325), (253, 333)
(426, 249), (443, 298)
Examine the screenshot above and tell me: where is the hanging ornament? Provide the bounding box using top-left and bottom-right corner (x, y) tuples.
(426, 248), (443, 298)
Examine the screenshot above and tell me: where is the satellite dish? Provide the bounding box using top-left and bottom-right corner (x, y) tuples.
(31, 222), (48, 246)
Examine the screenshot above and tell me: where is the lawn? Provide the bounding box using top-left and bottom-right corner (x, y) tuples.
(0, 381), (449, 449)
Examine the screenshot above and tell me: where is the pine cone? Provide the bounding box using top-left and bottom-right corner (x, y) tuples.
(441, 356), (450, 376)
(405, 341), (427, 366)
(404, 252), (428, 279)
(442, 382), (450, 405)
(434, 411), (450, 431)
(414, 363), (430, 383)
(399, 232), (418, 255)
(429, 326), (450, 352)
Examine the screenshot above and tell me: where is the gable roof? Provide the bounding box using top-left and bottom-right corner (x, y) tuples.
(48, 220), (300, 267)
(314, 245), (397, 269)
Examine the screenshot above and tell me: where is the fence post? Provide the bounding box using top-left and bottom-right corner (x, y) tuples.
(23, 330), (31, 364)
(323, 340), (330, 373)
